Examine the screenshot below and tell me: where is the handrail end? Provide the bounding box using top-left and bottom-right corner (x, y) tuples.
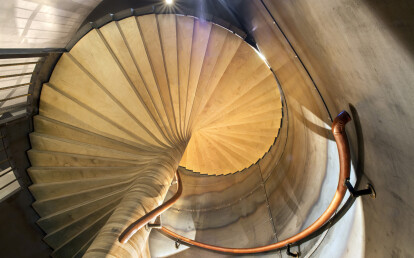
(332, 110), (351, 134)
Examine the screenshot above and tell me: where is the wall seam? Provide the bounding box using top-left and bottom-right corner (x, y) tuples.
(257, 163), (282, 257)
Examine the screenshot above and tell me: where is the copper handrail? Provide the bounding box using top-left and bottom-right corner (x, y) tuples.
(118, 170), (183, 243)
(119, 111), (352, 253)
(157, 111), (352, 253)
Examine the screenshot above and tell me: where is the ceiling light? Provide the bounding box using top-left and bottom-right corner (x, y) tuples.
(166, 0), (173, 4)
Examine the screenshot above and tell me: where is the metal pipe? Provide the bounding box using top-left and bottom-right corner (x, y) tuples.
(157, 110), (352, 253)
(0, 159), (10, 165)
(0, 83), (31, 91)
(0, 62), (40, 68)
(118, 170), (182, 244)
(0, 94), (31, 102)
(0, 72), (33, 79)
(0, 48), (66, 59)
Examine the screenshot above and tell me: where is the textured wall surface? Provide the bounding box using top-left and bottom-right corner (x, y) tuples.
(150, 1), (358, 257)
(258, 0), (414, 257)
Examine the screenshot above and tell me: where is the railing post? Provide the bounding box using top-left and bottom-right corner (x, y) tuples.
(286, 244), (300, 257)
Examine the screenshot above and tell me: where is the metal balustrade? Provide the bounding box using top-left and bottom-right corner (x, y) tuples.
(0, 48), (64, 200)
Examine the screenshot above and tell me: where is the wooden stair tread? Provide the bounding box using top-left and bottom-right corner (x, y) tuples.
(27, 14), (283, 257)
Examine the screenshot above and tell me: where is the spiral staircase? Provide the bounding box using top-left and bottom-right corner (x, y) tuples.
(27, 14), (282, 257)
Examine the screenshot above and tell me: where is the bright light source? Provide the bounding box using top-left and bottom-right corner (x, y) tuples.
(166, 0), (173, 4)
(253, 47), (270, 68)
(255, 49), (266, 61)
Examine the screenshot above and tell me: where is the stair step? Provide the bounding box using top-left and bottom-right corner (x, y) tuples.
(28, 149), (146, 168)
(69, 28), (165, 148)
(39, 84), (143, 144)
(32, 180), (132, 217)
(157, 14), (181, 141)
(28, 166), (141, 184)
(51, 211), (113, 258)
(29, 173), (135, 200)
(29, 132), (157, 162)
(183, 18), (212, 134)
(37, 190), (124, 233)
(44, 201), (116, 248)
(176, 15), (194, 139)
(138, 14), (180, 144)
(27, 13), (284, 256)
(118, 16), (175, 143)
(188, 27), (243, 132)
(186, 23), (229, 135)
(33, 115), (156, 153)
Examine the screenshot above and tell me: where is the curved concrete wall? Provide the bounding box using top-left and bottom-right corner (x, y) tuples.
(256, 0), (414, 257)
(152, 0), (414, 256)
(149, 1), (362, 257)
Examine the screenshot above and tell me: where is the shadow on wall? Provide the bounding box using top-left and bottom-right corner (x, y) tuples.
(349, 104), (367, 189)
(305, 103), (368, 239)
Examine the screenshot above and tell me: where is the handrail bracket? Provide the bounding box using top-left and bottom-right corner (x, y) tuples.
(286, 244), (300, 257)
(146, 216), (162, 230)
(345, 178), (376, 199)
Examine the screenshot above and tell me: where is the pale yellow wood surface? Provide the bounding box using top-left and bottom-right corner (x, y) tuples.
(177, 16), (194, 138)
(118, 17), (174, 143)
(69, 29), (165, 148)
(137, 15), (180, 144)
(184, 19), (212, 135)
(99, 22), (172, 146)
(187, 28), (242, 134)
(157, 15), (181, 141)
(28, 14), (282, 257)
(186, 24), (228, 136)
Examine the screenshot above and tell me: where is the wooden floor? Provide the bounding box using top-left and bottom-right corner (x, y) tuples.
(28, 14), (282, 257)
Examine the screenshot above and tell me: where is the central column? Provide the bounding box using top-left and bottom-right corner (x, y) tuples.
(84, 149), (184, 257)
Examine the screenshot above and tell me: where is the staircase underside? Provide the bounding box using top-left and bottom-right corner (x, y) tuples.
(27, 14), (282, 257)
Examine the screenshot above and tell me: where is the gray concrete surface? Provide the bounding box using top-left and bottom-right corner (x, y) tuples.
(257, 0), (414, 257)
(149, 1), (362, 257)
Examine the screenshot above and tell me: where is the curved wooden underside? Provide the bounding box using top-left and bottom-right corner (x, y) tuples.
(28, 14), (282, 257)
